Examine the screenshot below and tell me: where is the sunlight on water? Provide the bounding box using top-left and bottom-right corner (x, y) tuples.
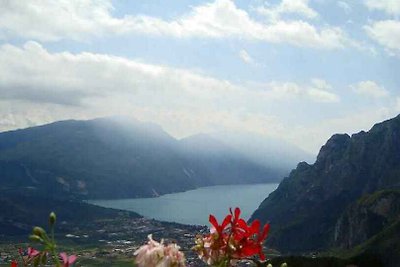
(90, 183), (278, 225)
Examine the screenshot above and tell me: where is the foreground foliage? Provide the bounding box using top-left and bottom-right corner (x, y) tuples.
(10, 208), (286, 267)
(12, 212), (76, 267)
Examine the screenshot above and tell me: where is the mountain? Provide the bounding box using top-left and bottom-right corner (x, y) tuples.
(250, 114), (400, 265)
(210, 131), (315, 177)
(331, 189), (400, 267)
(179, 133), (282, 185)
(0, 117), (190, 199)
(0, 117), (280, 200)
(334, 189), (400, 249)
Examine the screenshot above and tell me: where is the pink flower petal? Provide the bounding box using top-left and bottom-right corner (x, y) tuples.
(68, 255), (77, 264)
(59, 252), (68, 263)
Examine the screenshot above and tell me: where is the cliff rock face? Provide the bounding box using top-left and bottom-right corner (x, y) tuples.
(334, 190), (400, 249)
(251, 114), (400, 253)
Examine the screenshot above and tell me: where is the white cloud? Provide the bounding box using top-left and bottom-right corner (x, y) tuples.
(365, 0), (400, 15)
(365, 20), (400, 54)
(364, 1), (400, 55)
(0, 42), (341, 110)
(306, 88), (339, 103)
(337, 1), (352, 13)
(0, 41), (250, 134)
(311, 78), (332, 90)
(396, 97), (400, 112)
(262, 79), (340, 103)
(0, 41), (244, 107)
(2, 39), (395, 155)
(239, 50), (255, 64)
(5, 42), (397, 155)
(0, 0), (354, 49)
(350, 81), (389, 98)
(256, 0), (318, 21)
(0, 41), (347, 153)
(306, 79), (339, 103)
(267, 81), (302, 96)
(0, 0), (117, 42)
(0, 100), (84, 132)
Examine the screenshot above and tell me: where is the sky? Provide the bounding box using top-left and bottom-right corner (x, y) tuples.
(0, 0), (399, 154)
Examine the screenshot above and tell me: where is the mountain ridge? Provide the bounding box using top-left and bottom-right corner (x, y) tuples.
(250, 113), (400, 261)
(0, 116), (298, 200)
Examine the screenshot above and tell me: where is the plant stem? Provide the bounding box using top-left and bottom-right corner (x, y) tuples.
(50, 224), (61, 267)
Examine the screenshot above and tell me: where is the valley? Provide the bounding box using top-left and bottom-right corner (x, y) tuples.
(1, 115), (400, 267)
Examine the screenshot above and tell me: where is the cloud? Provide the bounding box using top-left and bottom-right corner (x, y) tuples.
(0, 42), (341, 109)
(263, 79), (340, 103)
(0, 100), (84, 132)
(0, 41), (346, 152)
(365, 0), (400, 15)
(256, 0), (318, 21)
(311, 78), (332, 90)
(365, 20), (400, 54)
(0, 41), (245, 108)
(350, 81), (389, 98)
(396, 97), (400, 112)
(0, 0), (354, 49)
(337, 1), (352, 13)
(306, 88), (339, 103)
(0, 41), (251, 135)
(239, 50), (255, 64)
(0, 0), (116, 42)
(6, 42), (398, 155)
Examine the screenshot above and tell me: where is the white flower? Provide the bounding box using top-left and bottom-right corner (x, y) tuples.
(134, 234), (186, 267)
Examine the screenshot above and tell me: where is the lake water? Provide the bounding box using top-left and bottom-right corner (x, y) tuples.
(89, 183), (278, 226)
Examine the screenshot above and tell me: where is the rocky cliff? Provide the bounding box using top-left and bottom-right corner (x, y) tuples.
(251, 114), (400, 256)
(334, 189), (400, 249)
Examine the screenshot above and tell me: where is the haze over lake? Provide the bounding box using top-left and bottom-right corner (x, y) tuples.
(90, 183), (279, 225)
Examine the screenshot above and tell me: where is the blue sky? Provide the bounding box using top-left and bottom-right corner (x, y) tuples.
(0, 0), (399, 153)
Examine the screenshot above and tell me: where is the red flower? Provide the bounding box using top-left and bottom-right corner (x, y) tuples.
(195, 207), (270, 265)
(229, 207), (249, 241)
(237, 220), (270, 260)
(209, 213), (232, 236)
(10, 260), (18, 267)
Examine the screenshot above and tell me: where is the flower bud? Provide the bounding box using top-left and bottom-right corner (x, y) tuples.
(29, 234), (43, 243)
(49, 212), (56, 225)
(33, 227), (46, 238)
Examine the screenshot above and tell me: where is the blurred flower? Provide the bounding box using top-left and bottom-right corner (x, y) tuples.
(17, 246), (40, 266)
(134, 234), (186, 267)
(27, 247), (40, 258)
(60, 252), (77, 267)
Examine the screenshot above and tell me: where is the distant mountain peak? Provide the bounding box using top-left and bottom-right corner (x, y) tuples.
(316, 133), (350, 164)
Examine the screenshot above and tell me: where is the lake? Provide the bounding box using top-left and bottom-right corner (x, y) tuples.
(89, 183), (279, 226)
